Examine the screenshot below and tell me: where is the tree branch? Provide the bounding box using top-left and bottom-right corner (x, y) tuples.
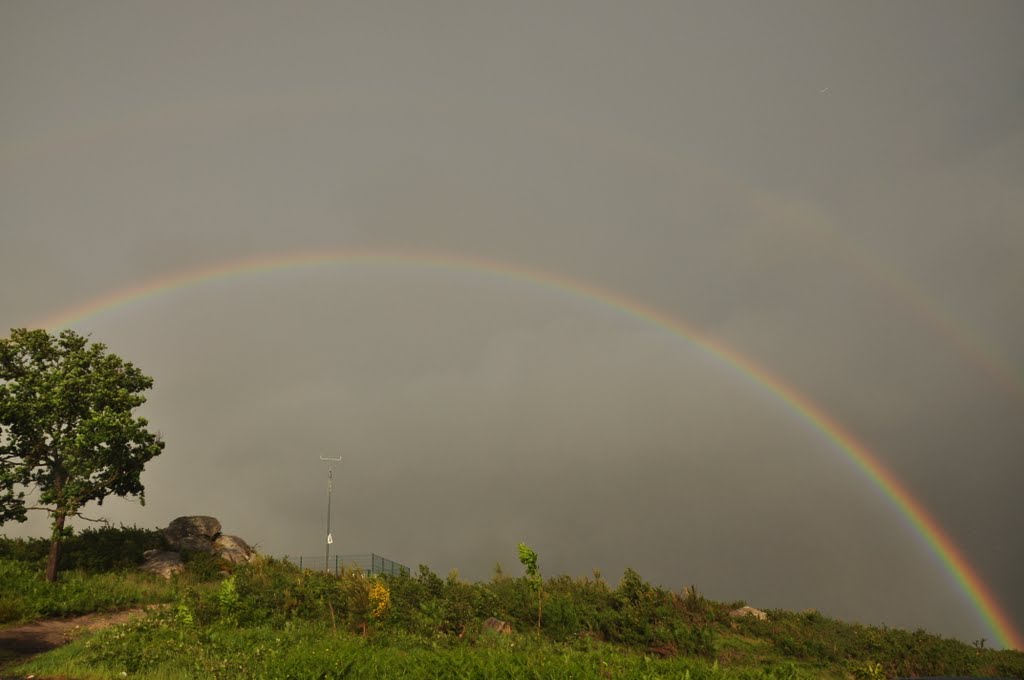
(72, 512), (110, 524)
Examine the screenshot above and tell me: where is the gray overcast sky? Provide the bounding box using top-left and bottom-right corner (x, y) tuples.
(2, 1), (1022, 648)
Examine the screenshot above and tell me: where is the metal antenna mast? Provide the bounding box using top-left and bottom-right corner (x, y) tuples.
(319, 456), (343, 573)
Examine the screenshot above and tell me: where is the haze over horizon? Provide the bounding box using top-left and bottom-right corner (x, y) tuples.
(2, 1), (1022, 648)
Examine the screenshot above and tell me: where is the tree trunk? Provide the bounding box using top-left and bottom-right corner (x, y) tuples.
(45, 512), (66, 583)
(537, 589), (543, 635)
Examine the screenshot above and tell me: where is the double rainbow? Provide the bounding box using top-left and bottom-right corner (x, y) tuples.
(30, 249), (1022, 650)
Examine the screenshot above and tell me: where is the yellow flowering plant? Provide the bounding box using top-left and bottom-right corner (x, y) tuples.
(369, 580), (391, 620)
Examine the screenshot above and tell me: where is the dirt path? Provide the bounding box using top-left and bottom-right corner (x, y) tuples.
(0, 608), (147, 672)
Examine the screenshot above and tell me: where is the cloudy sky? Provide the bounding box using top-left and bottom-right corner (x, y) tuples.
(2, 1), (1022, 648)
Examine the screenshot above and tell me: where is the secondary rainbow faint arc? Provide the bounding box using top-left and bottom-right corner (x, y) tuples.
(12, 84), (1021, 402)
(31, 250), (1022, 650)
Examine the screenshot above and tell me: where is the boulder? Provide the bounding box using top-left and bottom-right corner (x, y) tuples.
(164, 516), (221, 550)
(729, 605), (768, 621)
(177, 535), (215, 554)
(156, 516), (257, 568)
(481, 617), (512, 634)
(213, 535), (254, 564)
(139, 550), (185, 579)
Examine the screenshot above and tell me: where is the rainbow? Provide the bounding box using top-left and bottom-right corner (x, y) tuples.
(805, 217), (1024, 403)
(11, 71), (1022, 404)
(12, 90), (1022, 402)
(29, 249), (1022, 650)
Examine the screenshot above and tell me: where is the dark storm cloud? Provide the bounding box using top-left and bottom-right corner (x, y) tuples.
(2, 1), (1022, 646)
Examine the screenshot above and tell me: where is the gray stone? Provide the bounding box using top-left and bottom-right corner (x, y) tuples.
(139, 550), (185, 579)
(153, 515), (257, 568)
(213, 535), (254, 564)
(177, 535), (215, 554)
(164, 515), (221, 549)
(481, 617), (512, 634)
(729, 606), (768, 621)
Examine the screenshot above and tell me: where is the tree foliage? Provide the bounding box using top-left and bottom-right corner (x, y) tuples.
(517, 542), (543, 633)
(0, 328), (164, 580)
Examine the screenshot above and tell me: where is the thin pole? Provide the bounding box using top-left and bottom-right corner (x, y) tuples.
(325, 467), (331, 571)
(320, 456), (342, 573)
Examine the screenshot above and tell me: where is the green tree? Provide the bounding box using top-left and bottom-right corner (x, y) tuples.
(517, 542), (543, 633)
(0, 328), (164, 582)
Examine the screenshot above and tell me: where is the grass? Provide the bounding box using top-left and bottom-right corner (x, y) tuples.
(0, 559), (183, 625)
(3, 527), (1023, 679)
(0, 527), (223, 626)
(15, 617), (814, 680)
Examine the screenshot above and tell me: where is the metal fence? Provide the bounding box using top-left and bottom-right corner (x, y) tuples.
(282, 553), (409, 577)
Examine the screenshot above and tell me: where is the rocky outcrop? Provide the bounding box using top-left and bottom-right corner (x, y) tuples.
(139, 549), (185, 579)
(729, 605), (769, 621)
(213, 535), (253, 564)
(139, 516), (255, 578)
(164, 515), (221, 549)
(481, 617), (512, 634)
(177, 535), (215, 553)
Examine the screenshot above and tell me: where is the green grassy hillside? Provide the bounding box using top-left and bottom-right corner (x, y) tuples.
(2, 528), (1021, 679)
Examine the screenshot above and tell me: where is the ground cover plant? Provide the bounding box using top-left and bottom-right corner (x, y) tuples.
(0, 558), (176, 624)
(0, 525), (223, 625)
(16, 613), (815, 680)
(5, 536), (1023, 679)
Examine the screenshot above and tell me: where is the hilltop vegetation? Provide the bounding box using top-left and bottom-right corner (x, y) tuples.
(0, 328), (165, 583)
(1, 527), (1022, 679)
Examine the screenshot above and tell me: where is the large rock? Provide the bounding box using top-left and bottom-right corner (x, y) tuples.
(481, 617), (512, 634)
(164, 516), (221, 550)
(156, 516), (258, 568)
(178, 535), (215, 554)
(213, 535), (254, 564)
(140, 550), (185, 579)
(729, 605), (769, 621)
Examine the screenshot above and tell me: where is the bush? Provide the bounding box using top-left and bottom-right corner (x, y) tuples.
(0, 557), (178, 624)
(0, 525), (166, 573)
(61, 525), (168, 572)
(0, 534), (50, 567)
(181, 549), (229, 582)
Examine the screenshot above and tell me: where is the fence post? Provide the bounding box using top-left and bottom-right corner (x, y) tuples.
(299, 556), (303, 570)
(335, 555), (339, 576)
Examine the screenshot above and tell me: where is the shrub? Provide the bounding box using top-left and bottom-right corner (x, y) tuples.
(61, 525), (167, 572)
(218, 575), (241, 623)
(0, 557), (177, 624)
(369, 579), (391, 620)
(0, 525), (166, 573)
(181, 549), (229, 581)
(0, 535), (50, 567)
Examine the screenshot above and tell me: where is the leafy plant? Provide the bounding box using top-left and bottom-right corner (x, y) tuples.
(218, 574), (241, 623)
(517, 542), (543, 634)
(0, 557), (178, 624)
(182, 549), (228, 581)
(369, 579), (391, 620)
(852, 661), (887, 680)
